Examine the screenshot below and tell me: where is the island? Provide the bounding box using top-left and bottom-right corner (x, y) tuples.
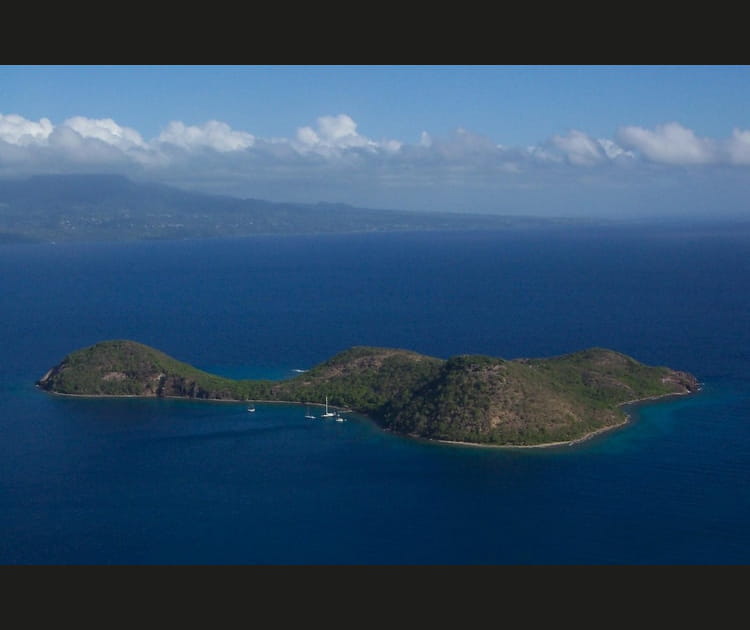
(36, 340), (699, 447)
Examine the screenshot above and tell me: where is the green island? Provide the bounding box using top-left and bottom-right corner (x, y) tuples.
(36, 340), (699, 447)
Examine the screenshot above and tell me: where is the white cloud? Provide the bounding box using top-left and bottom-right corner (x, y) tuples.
(597, 138), (634, 161)
(47, 125), (133, 165)
(525, 145), (563, 163)
(2, 112), (750, 218)
(726, 128), (750, 165)
(63, 116), (146, 150)
(549, 131), (635, 166)
(0, 113), (53, 145)
(157, 120), (255, 152)
(0, 114), (744, 176)
(379, 139), (402, 153)
(316, 114), (364, 146)
(551, 130), (605, 166)
(296, 125), (320, 147)
(617, 122), (715, 165)
(295, 114), (375, 153)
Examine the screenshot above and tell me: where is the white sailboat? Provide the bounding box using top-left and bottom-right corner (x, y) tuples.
(321, 396), (336, 418)
(304, 405), (316, 419)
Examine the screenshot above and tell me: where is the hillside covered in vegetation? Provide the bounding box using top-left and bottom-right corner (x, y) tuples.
(37, 340), (699, 446)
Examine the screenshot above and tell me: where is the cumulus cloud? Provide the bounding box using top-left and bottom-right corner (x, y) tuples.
(617, 122), (716, 165)
(48, 125), (125, 163)
(726, 128), (750, 164)
(157, 120), (255, 152)
(551, 130), (606, 166)
(2, 112), (750, 215)
(549, 130), (636, 166)
(293, 114), (402, 155)
(0, 113), (53, 145)
(389, 128), (533, 186)
(524, 145), (562, 164)
(597, 138), (634, 161)
(295, 114), (370, 153)
(63, 116), (146, 150)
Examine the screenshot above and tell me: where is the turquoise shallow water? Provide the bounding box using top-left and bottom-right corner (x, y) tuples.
(1, 224), (749, 564)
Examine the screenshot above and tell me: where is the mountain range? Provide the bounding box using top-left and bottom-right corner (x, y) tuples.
(0, 174), (585, 244)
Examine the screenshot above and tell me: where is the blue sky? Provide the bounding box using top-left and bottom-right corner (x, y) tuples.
(2, 65), (749, 218)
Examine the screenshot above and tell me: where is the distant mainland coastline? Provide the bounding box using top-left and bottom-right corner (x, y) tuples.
(0, 174), (592, 245)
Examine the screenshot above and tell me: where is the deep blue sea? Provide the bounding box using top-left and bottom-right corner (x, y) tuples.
(2, 223), (749, 564)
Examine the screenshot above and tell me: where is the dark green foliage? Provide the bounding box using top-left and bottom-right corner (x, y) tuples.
(37, 340), (699, 446)
(37, 339), (248, 399)
(273, 346), (444, 412)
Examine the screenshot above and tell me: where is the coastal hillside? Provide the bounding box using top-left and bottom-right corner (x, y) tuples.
(0, 174), (579, 244)
(37, 340), (699, 446)
(381, 349), (698, 444)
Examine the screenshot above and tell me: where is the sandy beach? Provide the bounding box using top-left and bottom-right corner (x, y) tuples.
(38, 385), (697, 449)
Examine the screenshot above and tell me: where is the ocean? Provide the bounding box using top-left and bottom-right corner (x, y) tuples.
(1, 222), (749, 564)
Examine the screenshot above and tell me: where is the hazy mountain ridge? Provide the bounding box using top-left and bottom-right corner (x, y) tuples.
(0, 174), (587, 243)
